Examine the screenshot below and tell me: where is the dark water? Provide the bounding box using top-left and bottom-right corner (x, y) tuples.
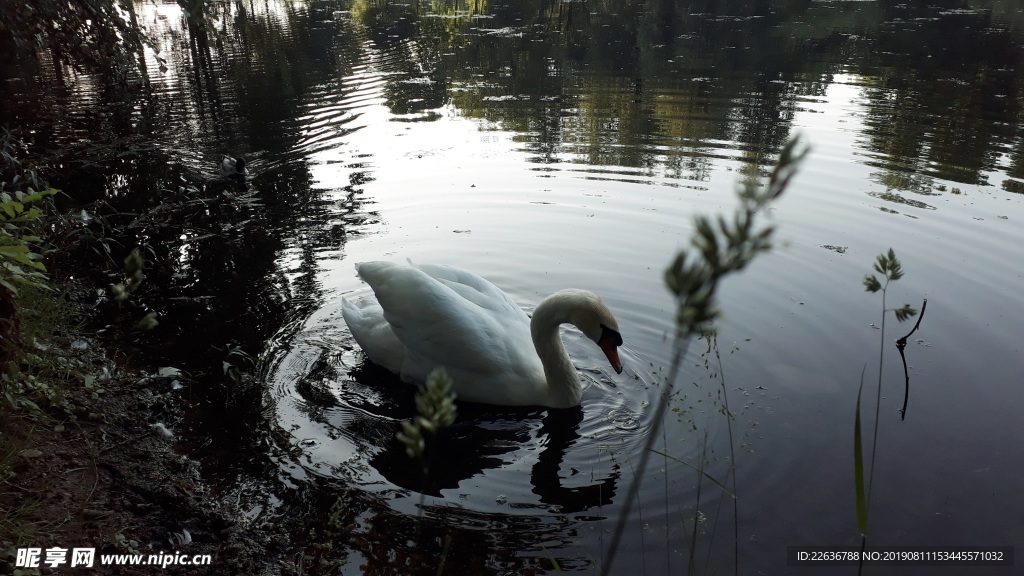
(4, 0), (1024, 574)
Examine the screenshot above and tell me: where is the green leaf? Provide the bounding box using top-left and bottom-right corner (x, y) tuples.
(0, 277), (19, 295)
(873, 254), (886, 275)
(19, 188), (56, 203)
(9, 275), (50, 291)
(894, 305), (917, 322)
(3, 253), (45, 274)
(863, 274), (881, 293)
(3, 261), (28, 275)
(20, 207), (43, 220)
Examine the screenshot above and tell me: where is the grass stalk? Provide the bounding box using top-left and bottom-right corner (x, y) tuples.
(689, 429), (706, 576)
(709, 335), (740, 575)
(866, 277), (887, 512)
(602, 137), (808, 574)
(855, 249), (918, 568)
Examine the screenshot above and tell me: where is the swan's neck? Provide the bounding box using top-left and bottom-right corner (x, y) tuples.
(531, 291), (585, 409)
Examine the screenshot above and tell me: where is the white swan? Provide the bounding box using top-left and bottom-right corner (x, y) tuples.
(341, 261), (623, 409)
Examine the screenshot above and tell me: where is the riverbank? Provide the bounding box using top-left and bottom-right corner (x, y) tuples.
(0, 285), (294, 575)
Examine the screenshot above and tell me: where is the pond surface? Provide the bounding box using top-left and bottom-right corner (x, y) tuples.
(5, 0), (1024, 574)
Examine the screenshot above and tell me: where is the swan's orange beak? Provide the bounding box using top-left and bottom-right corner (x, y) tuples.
(599, 338), (624, 374)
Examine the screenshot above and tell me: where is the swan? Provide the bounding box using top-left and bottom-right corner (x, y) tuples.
(341, 261), (624, 409)
(220, 156), (247, 181)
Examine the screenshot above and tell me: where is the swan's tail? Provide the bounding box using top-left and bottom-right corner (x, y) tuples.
(341, 294), (406, 374)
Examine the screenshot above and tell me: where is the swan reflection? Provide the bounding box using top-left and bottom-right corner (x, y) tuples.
(369, 403), (619, 513)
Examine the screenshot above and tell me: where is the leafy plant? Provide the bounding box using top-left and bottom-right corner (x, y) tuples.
(0, 0), (155, 84)
(217, 342), (254, 387)
(109, 248), (144, 301)
(394, 367), (458, 573)
(0, 188), (57, 296)
(862, 249), (917, 322)
(396, 367), (457, 470)
(1, 129), (58, 381)
(604, 137), (808, 575)
(303, 494), (353, 573)
(106, 247), (160, 333)
(853, 248), (918, 571)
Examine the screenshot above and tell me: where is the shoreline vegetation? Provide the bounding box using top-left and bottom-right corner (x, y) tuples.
(0, 154), (288, 573)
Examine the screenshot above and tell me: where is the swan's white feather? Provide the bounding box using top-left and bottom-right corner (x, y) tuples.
(343, 261), (547, 405)
(340, 296), (405, 374)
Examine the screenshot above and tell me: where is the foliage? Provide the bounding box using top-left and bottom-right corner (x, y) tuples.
(395, 368), (458, 571)
(303, 495), (352, 573)
(0, 131), (57, 296)
(0, 188), (56, 296)
(665, 138), (808, 334)
(1, 130), (58, 398)
(1002, 179), (1024, 194)
(396, 367), (457, 463)
(105, 247), (161, 333)
(217, 342), (254, 387)
(862, 248), (917, 321)
(854, 248), (917, 564)
(0, 0), (150, 80)
(1, 284), (95, 413)
(109, 248), (144, 302)
(604, 137), (808, 575)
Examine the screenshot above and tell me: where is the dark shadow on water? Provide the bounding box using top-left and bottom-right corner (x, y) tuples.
(363, 371), (619, 512)
(532, 407), (620, 513)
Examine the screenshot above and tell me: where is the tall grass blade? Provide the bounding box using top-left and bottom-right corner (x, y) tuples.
(650, 449), (735, 498)
(853, 368), (868, 537)
(543, 547), (564, 574)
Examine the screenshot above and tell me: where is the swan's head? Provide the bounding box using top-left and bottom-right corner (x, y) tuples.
(567, 290), (624, 375)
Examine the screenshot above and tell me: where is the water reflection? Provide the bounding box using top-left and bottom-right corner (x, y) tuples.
(895, 298), (929, 421)
(369, 405), (621, 514)
(530, 408), (620, 513)
(5, 0), (1024, 572)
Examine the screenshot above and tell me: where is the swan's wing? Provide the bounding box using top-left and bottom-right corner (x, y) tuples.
(415, 263), (529, 321)
(354, 261), (535, 380)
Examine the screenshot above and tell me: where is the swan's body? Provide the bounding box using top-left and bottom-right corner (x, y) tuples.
(220, 156), (246, 181)
(341, 261), (623, 408)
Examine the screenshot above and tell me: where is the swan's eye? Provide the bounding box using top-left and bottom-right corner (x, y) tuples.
(600, 324), (623, 346)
